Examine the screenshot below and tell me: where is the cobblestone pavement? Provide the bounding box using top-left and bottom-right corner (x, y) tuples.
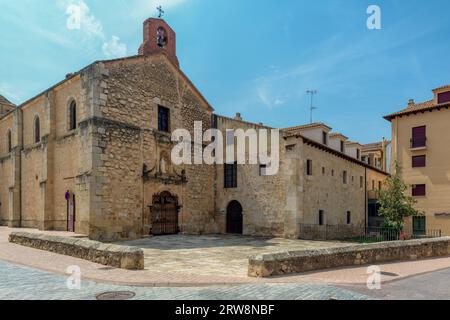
(0, 260), (371, 300)
(339, 267), (450, 300)
(118, 235), (355, 277)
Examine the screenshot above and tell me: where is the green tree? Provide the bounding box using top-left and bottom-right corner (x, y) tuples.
(377, 163), (423, 231)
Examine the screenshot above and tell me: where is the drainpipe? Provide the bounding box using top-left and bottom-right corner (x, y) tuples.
(364, 167), (367, 231)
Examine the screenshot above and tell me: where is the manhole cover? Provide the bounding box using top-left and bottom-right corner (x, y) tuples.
(96, 291), (136, 300)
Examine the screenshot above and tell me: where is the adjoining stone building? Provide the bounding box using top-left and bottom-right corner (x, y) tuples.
(0, 18), (388, 241)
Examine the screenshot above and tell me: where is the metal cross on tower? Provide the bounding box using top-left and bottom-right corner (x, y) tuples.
(306, 90), (318, 124)
(157, 5), (165, 18)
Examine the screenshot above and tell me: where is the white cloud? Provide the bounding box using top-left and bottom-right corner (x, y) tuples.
(102, 36), (127, 58)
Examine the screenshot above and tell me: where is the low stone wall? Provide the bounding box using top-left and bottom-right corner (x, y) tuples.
(9, 232), (144, 270)
(248, 237), (450, 277)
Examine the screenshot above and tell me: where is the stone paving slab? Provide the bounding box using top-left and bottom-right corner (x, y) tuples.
(0, 260), (371, 300)
(2, 227), (450, 287)
(118, 234), (355, 277)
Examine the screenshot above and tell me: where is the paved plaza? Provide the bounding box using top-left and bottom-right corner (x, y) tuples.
(0, 260), (371, 300)
(118, 234), (355, 277)
(1, 227), (450, 295)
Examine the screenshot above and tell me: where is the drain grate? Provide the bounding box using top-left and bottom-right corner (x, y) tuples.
(96, 291), (136, 300)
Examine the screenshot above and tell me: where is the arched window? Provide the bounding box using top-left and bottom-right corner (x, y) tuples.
(157, 27), (167, 47)
(34, 116), (41, 144)
(7, 130), (12, 152)
(69, 100), (77, 131)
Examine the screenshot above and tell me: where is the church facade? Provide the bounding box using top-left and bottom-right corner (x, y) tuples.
(0, 18), (388, 241)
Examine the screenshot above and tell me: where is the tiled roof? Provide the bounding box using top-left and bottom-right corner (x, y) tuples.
(384, 99), (450, 121)
(283, 122), (332, 132)
(0, 95), (15, 106)
(432, 84), (450, 92)
(329, 132), (348, 140)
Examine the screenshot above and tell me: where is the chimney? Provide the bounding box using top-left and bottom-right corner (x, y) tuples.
(408, 99), (415, 108)
(234, 113), (242, 121)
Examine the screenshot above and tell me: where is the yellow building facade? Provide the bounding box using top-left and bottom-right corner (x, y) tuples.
(385, 85), (450, 236)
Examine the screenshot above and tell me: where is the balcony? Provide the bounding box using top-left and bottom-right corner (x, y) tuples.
(410, 137), (427, 150)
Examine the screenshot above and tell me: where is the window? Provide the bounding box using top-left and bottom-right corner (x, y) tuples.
(411, 126), (426, 148)
(331, 169), (334, 177)
(306, 160), (313, 176)
(412, 155), (426, 168)
(340, 141), (345, 153)
(34, 116), (41, 144)
(259, 164), (267, 176)
(343, 171), (348, 184)
(322, 167), (325, 175)
(412, 184), (426, 197)
(356, 149), (360, 160)
(157, 27), (168, 47)
(158, 105), (170, 132)
(224, 162), (237, 188)
(360, 176), (364, 188)
(368, 157), (372, 166)
(378, 181), (382, 191)
(68, 100), (77, 131)
(7, 130), (12, 153)
(372, 180), (375, 190)
(346, 211), (351, 225)
(322, 131), (328, 145)
(319, 210), (325, 226)
(438, 91), (450, 104)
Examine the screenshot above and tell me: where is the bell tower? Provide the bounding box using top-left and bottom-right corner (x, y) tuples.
(138, 18), (179, 68)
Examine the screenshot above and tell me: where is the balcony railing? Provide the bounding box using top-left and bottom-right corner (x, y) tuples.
(410, 137), (427, 149)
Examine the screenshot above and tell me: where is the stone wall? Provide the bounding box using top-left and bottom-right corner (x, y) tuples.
(214, 115), (286, 236)
(248, 237), (450, 277)
(9, 231), (144, 270)
(85, 55), (216, 240)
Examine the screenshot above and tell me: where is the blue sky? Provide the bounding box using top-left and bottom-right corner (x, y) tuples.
(1, 0), (449, 143)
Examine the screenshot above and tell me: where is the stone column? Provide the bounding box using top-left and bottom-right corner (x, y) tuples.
(8, 109), (22, 227)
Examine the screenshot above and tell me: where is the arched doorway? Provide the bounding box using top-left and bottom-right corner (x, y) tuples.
(226, 201), (243, 234)
(150, 191), (179, 235)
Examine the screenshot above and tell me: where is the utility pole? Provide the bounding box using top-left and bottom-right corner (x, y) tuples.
(306, 90), (318, 124)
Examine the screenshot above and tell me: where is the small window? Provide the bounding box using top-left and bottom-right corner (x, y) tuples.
(356, 149), (360, 160)
(322, 167), (325, 175)
(7, 130), (12, 152)
(224, 162), (237, 188)
(343, 171), (348, 184)
(34, 116), (41, 144)
(438, 91), (450, 104)
(331, 169), (334, 177)
(340, 141), (345, 153)
(322, 131), (328, 145)
(372, 180), (375, 190)
(259, 164), (267, 176)
(412, 184), (426, 197)
(158, 105), (170, 133)
(346, 211), (351, 225)
(319, 210), (325, 226)
(412, 155), (426, 168)
(378, 181), (382, 191)
(360, 176), (364, 188)
(306, 160), (313, 176)
(68, 100), (77, 131)
(411, 126), (426, 148)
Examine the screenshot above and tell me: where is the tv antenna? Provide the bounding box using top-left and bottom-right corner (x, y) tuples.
(306, 90), (318, 124)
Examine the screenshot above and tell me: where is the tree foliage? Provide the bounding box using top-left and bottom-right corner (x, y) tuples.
(377, 163), (423, 230)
